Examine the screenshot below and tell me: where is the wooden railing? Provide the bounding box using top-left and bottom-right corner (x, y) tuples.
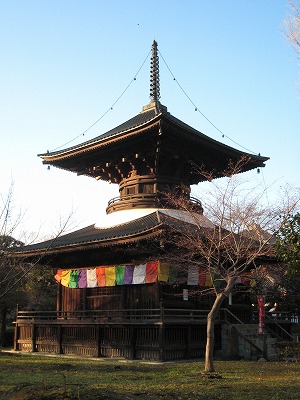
(16, 307), (298, 327)
(16, 309), (160, 322)
(107, 193), (158, 207)
(16, 308), (212, 323)
(162, 308), (212, 321)
(106, 194), (203, 214)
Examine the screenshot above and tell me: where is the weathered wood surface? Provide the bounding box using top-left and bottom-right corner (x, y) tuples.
(14, 321), (211, 361)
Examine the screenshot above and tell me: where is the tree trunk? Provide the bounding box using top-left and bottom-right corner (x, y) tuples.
(204, 277), (236, 372)
(205, 292), (224, 372)
(0, 307), (8, 347)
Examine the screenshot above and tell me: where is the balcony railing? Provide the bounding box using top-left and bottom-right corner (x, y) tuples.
(106, 194), (203, 214)
(107, 193), (158, 207)
(16, 307), (299, 326)
(16, 308), (212, 323)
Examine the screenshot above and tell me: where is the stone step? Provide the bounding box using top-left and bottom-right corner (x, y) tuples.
(222, 323), (279, 360)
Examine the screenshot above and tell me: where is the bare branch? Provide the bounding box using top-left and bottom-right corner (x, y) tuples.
(161, 159), (300, 372)
(283, 0), (300, 60)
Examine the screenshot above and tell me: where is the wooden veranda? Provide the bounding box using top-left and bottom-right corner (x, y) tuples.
(14, 305), (295, 361)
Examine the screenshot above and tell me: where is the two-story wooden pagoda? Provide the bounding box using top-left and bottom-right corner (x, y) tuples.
(12, 41), (269, 361)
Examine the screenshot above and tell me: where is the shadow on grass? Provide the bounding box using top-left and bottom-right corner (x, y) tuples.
(2, 353), (300, 400)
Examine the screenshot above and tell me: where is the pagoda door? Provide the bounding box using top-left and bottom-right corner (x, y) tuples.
(123, 283), (160, 310)
(86, 287), (122, 311)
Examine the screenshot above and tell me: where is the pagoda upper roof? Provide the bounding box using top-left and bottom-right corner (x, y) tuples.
(39, 100), (268, 182)
(38, 41), (268, 182)
(39, 104), (159, 160)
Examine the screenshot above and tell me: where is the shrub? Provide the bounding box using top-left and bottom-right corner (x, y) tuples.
(275, 341), (300, 361)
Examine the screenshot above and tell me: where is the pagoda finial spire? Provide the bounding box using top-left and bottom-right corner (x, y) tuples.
(150, 40), (160, 102)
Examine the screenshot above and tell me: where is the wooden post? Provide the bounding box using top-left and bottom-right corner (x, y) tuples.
(56, 282), (62, 318)
(58, 325), (63, 354)
(186, 325), (191, 359)
(263, 333), (268, 360)
(14, 323), (19, 351)
(160, 301), (164, 323)
(31, 324), (36, 352)
(158, 324), (165, 362)
(130, 326), (136, 360)
(96, 325), (101, 358)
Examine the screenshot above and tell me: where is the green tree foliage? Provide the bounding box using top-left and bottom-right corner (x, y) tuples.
(23, 265), (57, 311)
(0, 235), (57, 346)
(276, 213), (300, 313)
(0, 235), (26, 346)
(0, 235), (57, 344)
(276, 213), (300, 273)
(280, 274), (300, 314)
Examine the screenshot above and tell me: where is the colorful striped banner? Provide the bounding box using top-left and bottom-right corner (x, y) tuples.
(54, 269), (62, 283)
(105, 267), (116, 286)
(86, 268), (97, 288)
(116, 265), (125, 285)
(78, 269), (87, 288)
(124, 265), (134, 285)
(61, 270), (71, 287)
(69, 270), (78, 288)
(158, 262), (169, 282)
(96, 267), (106, 287)
(54, 261), (253, 289)
(133, 264), (146, 284)
(146, 261), (158, 283)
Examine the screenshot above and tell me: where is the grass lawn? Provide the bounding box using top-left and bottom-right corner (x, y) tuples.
(0, 351), (300, 400)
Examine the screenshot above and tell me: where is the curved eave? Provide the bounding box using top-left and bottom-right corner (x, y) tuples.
(9, 227), (163, 259)
(39, 110), (160, 164)
(38, 104), (269, 178)
(8, 211), (167, 259)
(161, 113), (269, 168)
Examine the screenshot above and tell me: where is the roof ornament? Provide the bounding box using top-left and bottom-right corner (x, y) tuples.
(150, 40), (160, 103)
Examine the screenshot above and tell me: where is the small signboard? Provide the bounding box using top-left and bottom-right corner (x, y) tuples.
(183, 289), (188, 301)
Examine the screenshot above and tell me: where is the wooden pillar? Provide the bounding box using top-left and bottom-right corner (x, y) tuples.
(56, 282), (62, 317)
(14, 323), (19, 351)
(96, 325), (101, 358)
(160, 301), (164, 323)
(82, 288), (87, 312)
(57, 325), (63, 354)
(158, 323), (165, 362)
(186, 325), (192, 359)
(130, 326), (136, 360)
(31, 324), (36, 353)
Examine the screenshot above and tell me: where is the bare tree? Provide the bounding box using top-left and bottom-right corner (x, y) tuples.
(284, 0), (300, 60)
(0, 212), (76, 302)
(0, 184), (76, 346)
(164, 160), (300, 373)
(0, 183), (27, 346)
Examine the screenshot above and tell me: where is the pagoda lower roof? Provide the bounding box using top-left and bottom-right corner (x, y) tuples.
(9, 209), (213, 259)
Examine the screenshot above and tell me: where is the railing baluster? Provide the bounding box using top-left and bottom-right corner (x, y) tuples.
(16, 307), (212, 323)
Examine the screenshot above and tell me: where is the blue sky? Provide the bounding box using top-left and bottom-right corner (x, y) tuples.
(1, 0), (299, 241)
